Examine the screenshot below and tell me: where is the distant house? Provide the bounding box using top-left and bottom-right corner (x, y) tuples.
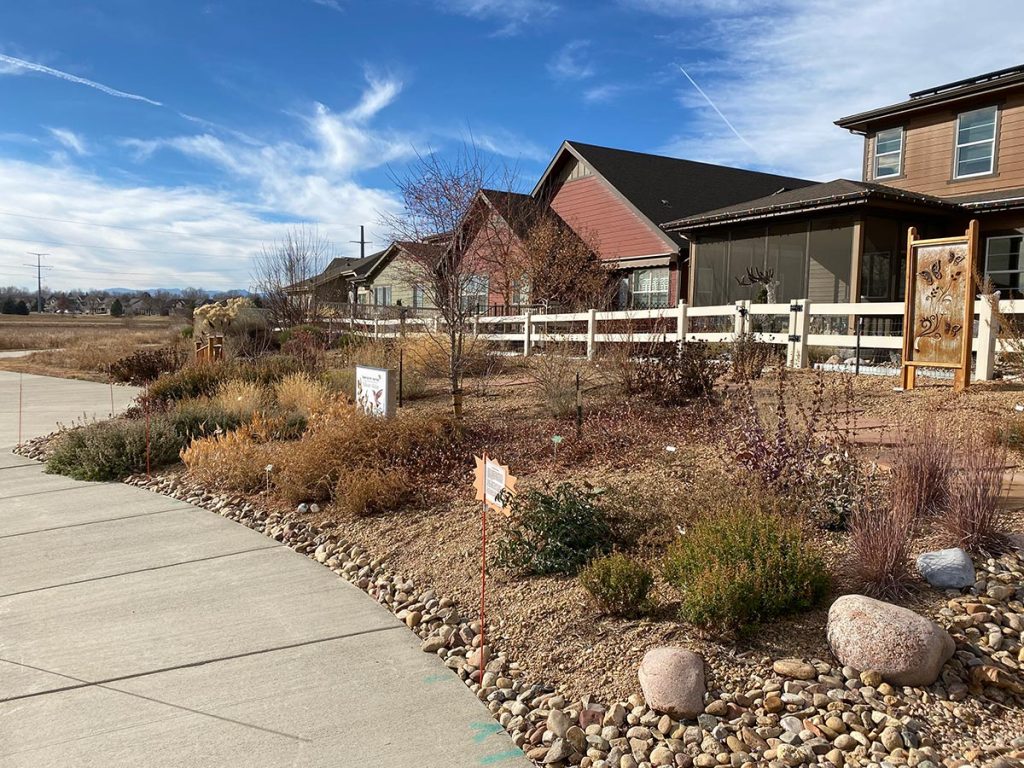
(533, 141), (815, 308)
(667, 65), (1024, 305)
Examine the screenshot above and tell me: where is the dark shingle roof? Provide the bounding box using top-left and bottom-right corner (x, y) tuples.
(664, 179), (959, 230)
(563, 141), (817, 228)
(836, 65), (1024, 132)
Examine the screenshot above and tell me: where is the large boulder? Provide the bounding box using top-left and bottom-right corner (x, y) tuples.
(827, 595), (955, 687)
(916, 547), (975, 589)
(637, 647), (705, 719)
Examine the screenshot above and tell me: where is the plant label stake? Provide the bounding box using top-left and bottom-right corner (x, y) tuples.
(17, 372), (23, 449)
(575, 372), (583, 438)
(144, 384), (151, 479)
(552, 434), (563, 461)
(472, 453), (517, 671)
(108, 365), (115, 418)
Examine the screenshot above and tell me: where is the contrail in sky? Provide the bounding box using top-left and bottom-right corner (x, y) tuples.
(0, 53), (163, 106)
(676, 63), (758, 155)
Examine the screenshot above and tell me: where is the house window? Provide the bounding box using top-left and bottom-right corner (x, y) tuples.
(985, 235), (1024, 298)
(629, 267), (670, 308)
(955, 105), (997, 178)
(373, 285), (392, 305)
(461, 275), (489, 313)
(873, 127), (903, 178)
(412, 284), (425, 308)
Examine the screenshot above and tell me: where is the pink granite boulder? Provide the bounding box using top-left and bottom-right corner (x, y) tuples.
(637, 647), (706, 719)
(827, 594), (955, 687)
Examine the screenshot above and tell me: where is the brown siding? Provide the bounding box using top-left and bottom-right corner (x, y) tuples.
(866, 90), (1024, 197)
(550, 175), (674, 260)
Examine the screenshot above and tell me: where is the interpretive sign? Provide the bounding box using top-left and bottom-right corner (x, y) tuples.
(354, 365), (396, 418)
(473, 453), (517, 513)
(900, 220), (979, 392)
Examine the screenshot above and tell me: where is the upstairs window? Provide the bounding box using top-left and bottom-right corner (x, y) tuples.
(955, 105), (997, 178)
(873, 127), (903, 178)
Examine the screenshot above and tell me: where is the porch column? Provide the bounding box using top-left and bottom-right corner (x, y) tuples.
(976, 297), (998, 381)
(676, 301), (688, 344)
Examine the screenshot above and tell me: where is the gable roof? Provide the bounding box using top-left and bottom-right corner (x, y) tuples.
(532, 141), (817, 245)
(664, 179), (960, 230)
(836, 65), (1024, 133)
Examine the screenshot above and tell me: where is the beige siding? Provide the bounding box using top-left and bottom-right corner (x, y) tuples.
(368, 255), (434, 308)
(865, 90), (1024, 197)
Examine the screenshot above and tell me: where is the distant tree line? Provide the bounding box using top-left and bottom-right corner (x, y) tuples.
(0, 285), (252, 318)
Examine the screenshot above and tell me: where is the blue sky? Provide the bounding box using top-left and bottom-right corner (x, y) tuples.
(1, 0), (1022, 290)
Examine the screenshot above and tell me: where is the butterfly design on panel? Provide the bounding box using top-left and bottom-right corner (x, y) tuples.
(914, 246), (968, 348)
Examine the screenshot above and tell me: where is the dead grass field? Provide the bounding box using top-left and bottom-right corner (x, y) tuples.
(0, 314), (185, 381)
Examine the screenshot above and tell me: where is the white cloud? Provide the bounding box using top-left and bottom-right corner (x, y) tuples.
(47, 128), (88, 156)
(310, 0), (344, 11)
(582, 84), (622, 104)
(548, 40), (594, 81)
(0, 75), (416, 291)
(652, 0), (1024, 180)
(436, 0), (558, 34)
(0, 53), (162, 106)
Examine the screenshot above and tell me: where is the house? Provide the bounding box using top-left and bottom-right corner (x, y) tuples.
(532, 141), (816, 307)
(366, 240), (443, 311)
(667, 65), (1024, 305)
(285, 249), (390, 309)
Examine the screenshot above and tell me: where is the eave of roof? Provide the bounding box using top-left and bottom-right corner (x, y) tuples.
(836, 69), (1024, 132)
(664, 180), (960, 231)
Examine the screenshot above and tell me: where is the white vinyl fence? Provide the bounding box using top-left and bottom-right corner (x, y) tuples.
(327, 298), (1024, 382)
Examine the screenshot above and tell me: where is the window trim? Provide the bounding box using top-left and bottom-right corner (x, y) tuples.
(628, 266), (671, 309)
(954, 105), (998, 179)
(873, 127), (903, 179)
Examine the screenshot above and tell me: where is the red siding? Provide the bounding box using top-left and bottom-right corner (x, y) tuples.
(550, 176), (674, 261)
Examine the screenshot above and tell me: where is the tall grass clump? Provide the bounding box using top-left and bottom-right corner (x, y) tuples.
(847, 500), (916, 599)
(944, 434), (1007, 553)
(889, 422), (954, 520)
(46, 418), (181, 481)
(273, 372), (330, 416)
(181, 427), (277, 493)
(215, 380), (267, 418)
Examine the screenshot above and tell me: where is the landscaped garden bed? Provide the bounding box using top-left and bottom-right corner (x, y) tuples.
(16, 332), (1024, 767)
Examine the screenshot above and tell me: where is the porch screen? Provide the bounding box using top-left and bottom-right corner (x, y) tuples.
(807, 219), (853, 303)
(693, 237), (729, 305)
(766, 222), (808, 302)
(728, 228), (767, 301)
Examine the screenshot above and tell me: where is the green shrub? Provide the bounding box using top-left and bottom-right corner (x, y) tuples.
(169, 398), (246, 441)
(495, 483), (613, 575)
(47, 418), (182, 481)
(144, 362), (230, 407)
(663, 505), (829, 632)
(579, 553), (654, 616)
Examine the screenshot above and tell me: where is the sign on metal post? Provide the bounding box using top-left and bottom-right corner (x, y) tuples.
(900, 220), (979, 392)
(474, 453), (517, 513)
(355, 365), (397, 418)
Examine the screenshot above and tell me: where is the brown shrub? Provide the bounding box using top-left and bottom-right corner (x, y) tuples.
(215, 379), (267, 418)
(526, 350), (586, 417)
(272, 403), (456, 504)
(336, 468), (411, 517)
(943, 434), (1007, 553)
(181, 428), (276, 493)
(274, 372), (330, 416)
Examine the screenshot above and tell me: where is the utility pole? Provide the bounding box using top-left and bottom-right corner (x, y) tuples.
(349, 226), (371, 260)
(24, 253), (50, 313)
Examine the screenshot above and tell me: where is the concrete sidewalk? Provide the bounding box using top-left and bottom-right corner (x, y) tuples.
(0, 372), (528, 767)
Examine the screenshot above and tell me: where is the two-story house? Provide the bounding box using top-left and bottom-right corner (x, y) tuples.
(666, 65), (1024, 305)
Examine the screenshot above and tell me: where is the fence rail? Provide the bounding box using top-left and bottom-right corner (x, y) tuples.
(322, 297), (1024, 382)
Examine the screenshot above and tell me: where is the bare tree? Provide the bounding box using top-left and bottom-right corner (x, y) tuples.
(252, 225), (333, 327)
(520, 215), (615, 310)
(381, 144), (495, 421)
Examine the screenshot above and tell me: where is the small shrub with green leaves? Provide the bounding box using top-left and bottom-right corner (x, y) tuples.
(495, 483), (613, 575)
(144, 362), (230, 407)
(663, 498), (829, 632)
(47, 418), (182, 481)
(169, 398), (246, 442)
(579, 553), (654, 616)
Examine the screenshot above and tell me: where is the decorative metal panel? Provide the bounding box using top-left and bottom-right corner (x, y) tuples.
(907, 242), (969, 367)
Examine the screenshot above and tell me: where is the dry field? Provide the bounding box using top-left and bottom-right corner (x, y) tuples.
(0, 314), (184, 381)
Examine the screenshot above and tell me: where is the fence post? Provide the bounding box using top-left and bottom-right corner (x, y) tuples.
(734, 300), (748, 339)
(472, 316), (479, 339)
(676, 300), (688, 345)
(788, 299), (810, 369)
(976, 297), (997, 381)
(523, 310), (533, 357)
(586, 308), (597, 359)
